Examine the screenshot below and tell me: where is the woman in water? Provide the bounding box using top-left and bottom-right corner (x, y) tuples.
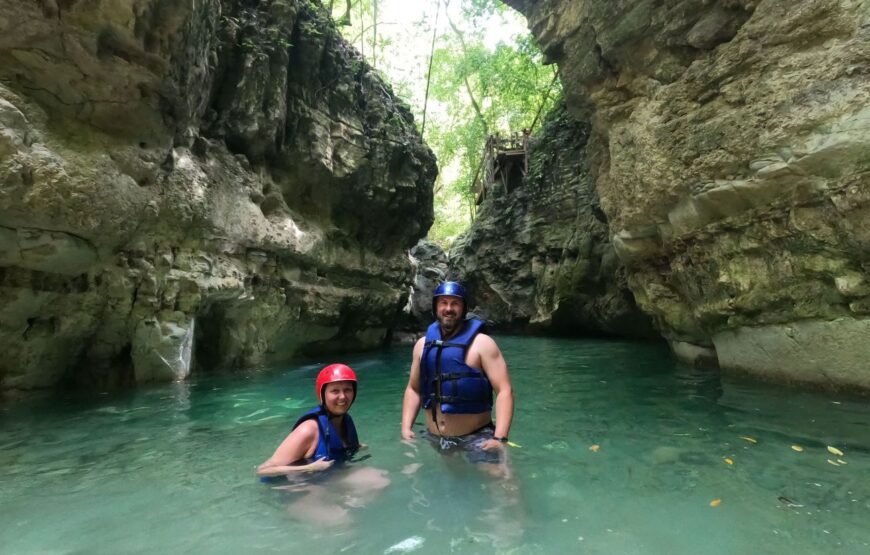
(257, 363), (390, 526)
(257, 363), (361, 477)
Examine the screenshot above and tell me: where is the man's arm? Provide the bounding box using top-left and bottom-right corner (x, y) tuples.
(401, 337), (425, 440)
(476, 334), (514, 446)
(256, 419), (318, 476)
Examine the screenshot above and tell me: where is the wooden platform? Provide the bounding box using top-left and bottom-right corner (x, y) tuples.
(473, 131), (530, 206)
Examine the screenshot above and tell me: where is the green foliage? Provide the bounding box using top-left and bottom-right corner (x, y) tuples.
(426, 16), (559, 235)
(429, 200), (472, 248)
(334, 0), (559, 247)
(330, 0), (384, 58)
(265, 26), (293, 49)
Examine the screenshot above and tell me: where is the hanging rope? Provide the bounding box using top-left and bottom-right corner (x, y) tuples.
(420, 1), (440, 137)
(528, 66), (561, 133)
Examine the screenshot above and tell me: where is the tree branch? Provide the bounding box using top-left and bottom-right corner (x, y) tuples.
(444, 0), (488, 136)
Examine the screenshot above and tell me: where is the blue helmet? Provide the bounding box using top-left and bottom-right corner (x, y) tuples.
(432, 281), (468, 318)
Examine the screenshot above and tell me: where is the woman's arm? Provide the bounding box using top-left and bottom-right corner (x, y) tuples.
(256, 458), (334, 476)
(256, 419), (320, 476)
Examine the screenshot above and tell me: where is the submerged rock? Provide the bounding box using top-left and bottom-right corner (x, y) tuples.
(503, 0), (870, 388)
(0, 0), (436, 389)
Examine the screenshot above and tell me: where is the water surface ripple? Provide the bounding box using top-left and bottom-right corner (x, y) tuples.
(1, 337), (868, 553)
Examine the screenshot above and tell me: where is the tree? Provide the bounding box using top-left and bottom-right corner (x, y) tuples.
(425, 6), (560, 240)
(331, 0), (394, 70)
(330, 0), (353, 26)
(333, 0), (559, 246)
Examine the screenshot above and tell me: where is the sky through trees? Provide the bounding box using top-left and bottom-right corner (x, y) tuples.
(330, 0), (561, 246)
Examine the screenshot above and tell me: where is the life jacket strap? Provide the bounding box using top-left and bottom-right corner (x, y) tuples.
(424, 339), (467, 350)
(437, 371), (481, 381)
(439, 394), (489, 403)
(430, 340), (445, 432)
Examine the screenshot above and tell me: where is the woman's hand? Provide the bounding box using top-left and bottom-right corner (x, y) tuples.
(301, 458), (335, 473)
(256, 457), (334, 476)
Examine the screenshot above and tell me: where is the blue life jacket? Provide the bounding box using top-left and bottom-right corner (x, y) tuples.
(420, 318), (493, 415)
(293, 406), (360, 463)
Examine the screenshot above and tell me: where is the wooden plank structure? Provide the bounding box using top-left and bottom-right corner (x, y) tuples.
(472, 129), (531, 206)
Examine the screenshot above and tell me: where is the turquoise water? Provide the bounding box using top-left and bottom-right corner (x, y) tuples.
(2, 336), (869, 554)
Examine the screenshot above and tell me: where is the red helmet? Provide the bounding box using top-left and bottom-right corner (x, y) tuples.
(315, 363), (358, 405)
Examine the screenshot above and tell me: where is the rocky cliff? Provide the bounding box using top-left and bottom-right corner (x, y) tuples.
(504, 0), (870, 388)
(405, 239), (448, 328)
(0, 0), (435, 390)
(451, 102), (654, 337)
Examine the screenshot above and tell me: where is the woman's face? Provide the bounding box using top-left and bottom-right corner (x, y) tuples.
(323, 380), (355, 415)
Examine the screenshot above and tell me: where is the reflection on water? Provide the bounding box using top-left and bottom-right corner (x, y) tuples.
(1, 337), (869, 554)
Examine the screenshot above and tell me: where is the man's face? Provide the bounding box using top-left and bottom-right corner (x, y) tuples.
(435, 295), (464, 334)
(322, 381), (355, 415)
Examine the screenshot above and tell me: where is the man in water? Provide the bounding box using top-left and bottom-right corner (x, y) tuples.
(401, 281), (515, 468)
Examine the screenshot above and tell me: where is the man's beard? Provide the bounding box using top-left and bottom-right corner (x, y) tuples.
(438, 314), (461, 337)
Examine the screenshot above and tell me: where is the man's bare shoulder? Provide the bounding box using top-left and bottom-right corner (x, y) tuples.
(474, 333), (495, 345)
(413, 336), (426, 355)
(471, 332), (500, 352)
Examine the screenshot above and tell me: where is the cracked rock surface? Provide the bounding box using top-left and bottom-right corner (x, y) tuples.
(450, 102), (655, 339)
(0, 0), (435, 389)
(503, 0), (870, 388)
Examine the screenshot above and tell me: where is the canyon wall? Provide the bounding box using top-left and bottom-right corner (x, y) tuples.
(0, 0), (435, 389)
(503, 0), (869, 388)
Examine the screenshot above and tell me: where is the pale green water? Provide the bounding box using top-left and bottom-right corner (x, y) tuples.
(1, 336), (869, 554)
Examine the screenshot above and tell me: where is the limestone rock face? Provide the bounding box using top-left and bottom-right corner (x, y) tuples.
(451, 103), (654, 337)
(0, 0), (435, 389)
(506, 0), (870, 388)
(405, 239), (448, 329)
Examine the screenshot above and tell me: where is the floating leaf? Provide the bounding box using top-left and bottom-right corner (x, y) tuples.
(827, 459), (840, 466)
(724, 458), (734, 465)
(710, 499), (722, 507)
(740, 436), (757, 444)
(827, 446), (844, 456)
(837, 459), (848, 465)
(790, 445), (803, 452)
(589, 444), (600, 453)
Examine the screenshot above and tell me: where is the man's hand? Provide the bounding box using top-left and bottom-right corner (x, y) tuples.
(401, 428), (416, 441)
(480, 438), (506, 452)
